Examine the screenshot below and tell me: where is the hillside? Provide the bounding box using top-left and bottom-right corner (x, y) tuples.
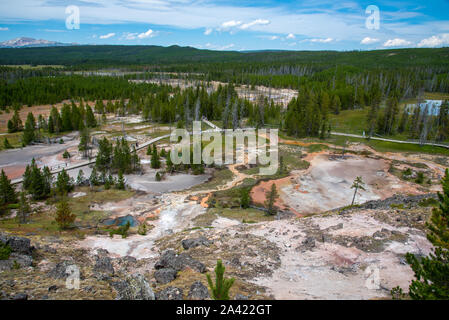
(0, 45), (449, 69)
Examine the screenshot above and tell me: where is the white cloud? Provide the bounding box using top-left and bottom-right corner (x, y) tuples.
(361, 37), (379, 45)
(309, 37), (333, 43)
(99, 32), (115, 39)
(202, 43), (235, 50)
(1, 0), (448, 50)
(0, 27), (8, 31)
(240, 19), (270, 30)
(204, 28), (212, 35)
(220, 20), (242, 29)
(123, 32), (138, 40)
(417, 34), (449, 48)
(286, 33), (295, 39)
(138, 29), (155, 39)
(383, 38), (412, 47)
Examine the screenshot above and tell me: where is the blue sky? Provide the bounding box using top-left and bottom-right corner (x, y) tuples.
(0, 0), (448, 51)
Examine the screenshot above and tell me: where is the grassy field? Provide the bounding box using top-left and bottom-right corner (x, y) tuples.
(190, 167), (234, 191)
(328, 134), (449, 156)
(329, 108), (368, 135)
(0, 186), (135, 236)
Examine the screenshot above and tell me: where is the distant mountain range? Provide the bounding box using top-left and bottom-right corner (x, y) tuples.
(0, 37), (76, 48)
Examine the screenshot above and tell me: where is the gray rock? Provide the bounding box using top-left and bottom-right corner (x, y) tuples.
(181, 236), (211, 250)
(93, 255), (115, 277)
(154, 268), (177, 284)
(0, 234), (33, 255)
(188, 281), (209, 300)
(47, 261), (81, 279)
(0, 253), (33, 271)
(12, 293), (28, 300)
(235, 294), (249, 300)
(155, 250), (206, 273)
(112, 274), (155, 300)
(301, 237), (316, 251)
(156, 286), (183, 300)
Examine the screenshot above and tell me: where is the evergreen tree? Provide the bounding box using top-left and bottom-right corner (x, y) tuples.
(3, 137), (12, 149)
(0, 169), (17, 207)
(150, 145), (161, 169)
(55, 198), (76, 230)
(49, 106), (62, 134)
(22, 112), (36, 145)
(61, 104), (73, 132)
(95, 137), (112, 172)
(55, 169), (73, 195)
(403, 169), (449, 299)
(17, 192), (31, 224)
(42, 166), (53, 197)
(7, 109), (23, 133)
(116, 170), (125, 190)
(240, 188), (250, 209)
(112, 138), (132, 173)
(85, 105), (97, 128)
(76, 170), (85, 186)
(206, 259), (235, 300)
(351, 176), (366, 205)
(78, 128), (91, 158)
(265, 183), (279, 215)
(89, 167), (99, 186)
(24, 160), (50, 200)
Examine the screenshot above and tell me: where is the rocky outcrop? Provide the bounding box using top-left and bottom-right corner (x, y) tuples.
(0, 233), (34, 272)
(155, 249), (206, 273)
(188, 281), (209, 300)
(0, 234), (33, 255)
(112, 274), (155, 300)
(93, 255), (115, 280)
(154, 268), (177, 284)
(181, 237), (211, 250)
(156, 286), (183, 300)
(47, 260), (83, 280)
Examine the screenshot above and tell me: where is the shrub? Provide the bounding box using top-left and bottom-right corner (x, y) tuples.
(0, 243), (12, 260)
(109, 221), (130, 239)
(137, 223), (147, 236)
(415, 172), (425, 184)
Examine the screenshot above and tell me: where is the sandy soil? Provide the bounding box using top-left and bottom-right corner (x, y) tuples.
(248, 209), (432, 300)
(280, 154), (421, 214)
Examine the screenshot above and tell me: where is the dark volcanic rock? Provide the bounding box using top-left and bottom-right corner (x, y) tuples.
(0, 234), (33, 255)
(47, 261), (81, 279)
(154, 268), (177, 284)
(93, 255), (115, 278)
(112, 274), (155, 300)
(0, 234), (34, 271)
(188, 281), (210, 300)
(156, 286), (183, 300)
(181, 236), (211, 250)
(155, 250), (206, 273)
